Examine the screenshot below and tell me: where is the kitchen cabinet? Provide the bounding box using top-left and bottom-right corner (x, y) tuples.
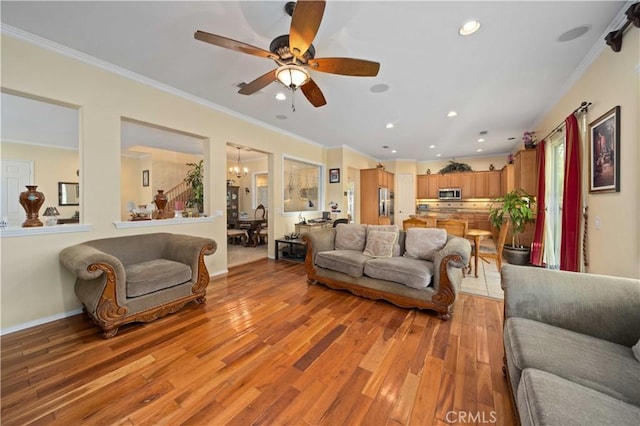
(514, 149), (537, 195)
(360, 168), (394, 225)
(427, 174), (439, 198)
(417, 174), (429, 199)
(472, 171), (501, 198)
(501, 164), (515, 195)
(448, 173), (473, 198)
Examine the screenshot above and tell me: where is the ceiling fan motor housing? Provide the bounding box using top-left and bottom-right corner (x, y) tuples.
(270, 34), (315, 64)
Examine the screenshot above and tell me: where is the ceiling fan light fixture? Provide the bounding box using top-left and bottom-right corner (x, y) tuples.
(276, 65), (310, 90)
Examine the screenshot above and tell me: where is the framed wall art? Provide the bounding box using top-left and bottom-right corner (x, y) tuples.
(329, 168), (340, 183)
(588, 106), (620, 193)
(142, 169), (150, 187)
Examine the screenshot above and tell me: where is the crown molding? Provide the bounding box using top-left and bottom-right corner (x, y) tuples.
(530, 1), (634, 129)
(0, 25), (323, 149)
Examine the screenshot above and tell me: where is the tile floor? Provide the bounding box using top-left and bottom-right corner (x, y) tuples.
(460, 257), (504, 300)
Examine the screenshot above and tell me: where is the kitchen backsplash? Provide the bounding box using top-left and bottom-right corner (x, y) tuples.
(416, 200), (493, 211)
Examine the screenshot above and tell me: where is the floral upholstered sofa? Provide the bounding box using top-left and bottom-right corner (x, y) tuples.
(302, 224), (471, 319)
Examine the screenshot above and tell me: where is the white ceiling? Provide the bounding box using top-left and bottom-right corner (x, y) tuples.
(0, 1), (627, 162)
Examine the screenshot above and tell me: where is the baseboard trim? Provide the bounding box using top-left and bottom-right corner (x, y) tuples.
(1, 308), (84, 336)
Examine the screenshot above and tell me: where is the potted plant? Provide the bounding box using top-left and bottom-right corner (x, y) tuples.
(184, 160), (204, 213)
(488, 188), (535, 265)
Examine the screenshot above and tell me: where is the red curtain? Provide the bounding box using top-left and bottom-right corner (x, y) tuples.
(530, 140), (546, 266)
(561, 114), (582, 271)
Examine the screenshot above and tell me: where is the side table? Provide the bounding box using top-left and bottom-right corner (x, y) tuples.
(275, 238), (307, 263)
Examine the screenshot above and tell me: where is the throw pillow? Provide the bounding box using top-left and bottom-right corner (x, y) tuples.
(633, 339), (640, 362)
(363, 230), (398, 258)
(335, 223), (368, 251)
(367, 224), (401, 256)
(403, 227), (448, 261)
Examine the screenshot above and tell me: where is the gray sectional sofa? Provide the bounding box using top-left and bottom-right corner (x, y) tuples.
(302, 224), (471, 319)
(502, 264), (640, 425)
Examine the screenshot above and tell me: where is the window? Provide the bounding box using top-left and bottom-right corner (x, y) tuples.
(254, 173), (268, 209)
(283, 157), (323, 213)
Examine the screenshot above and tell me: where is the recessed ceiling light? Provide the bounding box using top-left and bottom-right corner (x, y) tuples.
(276, 115), (287, 120)
(476, 148), (483, 152)
(429, 145), (436, 149)
(275, 93), (286, 100)
(447, 111), (458, 118)
(478, 138), (485, 143)
(391, 149), (397, 154)
(459, 20), (481, 36)
(557, 25), (591, 42)
(436, 154), (442, 157)
(370, 83), (390, 93)
(386, 123), (394, 129)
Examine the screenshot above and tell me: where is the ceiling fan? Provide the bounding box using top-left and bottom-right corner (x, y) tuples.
(194, 0), (380, 108)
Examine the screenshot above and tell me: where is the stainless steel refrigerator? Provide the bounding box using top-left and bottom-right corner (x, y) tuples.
(378, 187), (390, 218)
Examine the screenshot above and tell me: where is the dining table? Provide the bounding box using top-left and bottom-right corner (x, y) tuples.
(466, 228), (493, 278)
(233, 218), (267, 247)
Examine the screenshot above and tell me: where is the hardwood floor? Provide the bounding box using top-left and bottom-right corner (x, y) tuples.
(1, 259), (515, 425)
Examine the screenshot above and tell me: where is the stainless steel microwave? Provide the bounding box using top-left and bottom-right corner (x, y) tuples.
(438, 188), (462, 200)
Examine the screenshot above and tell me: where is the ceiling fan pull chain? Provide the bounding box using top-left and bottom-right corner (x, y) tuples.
(291, 89), (296, 112)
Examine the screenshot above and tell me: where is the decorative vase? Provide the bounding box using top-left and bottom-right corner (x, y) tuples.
(154, 190), (168, 219)
(19, 185), (45, 227)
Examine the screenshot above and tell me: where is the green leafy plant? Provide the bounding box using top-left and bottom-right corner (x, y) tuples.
(439, 160), (473, 174)
(184, 160), (204, 211)
(488, 188), (535, 248)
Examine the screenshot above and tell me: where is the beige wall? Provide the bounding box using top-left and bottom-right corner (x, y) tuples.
(0, 35), (324, 330)
(1, 142), (80, 221)
(535, 32), (639, 278)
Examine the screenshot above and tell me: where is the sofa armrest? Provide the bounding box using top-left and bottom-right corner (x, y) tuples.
(432, 235), (471, 296)
(60, 244), (124, 281)
(502, 264), (640, 347)
(302, 229), (336, 261)
(162, 234), (217, 283)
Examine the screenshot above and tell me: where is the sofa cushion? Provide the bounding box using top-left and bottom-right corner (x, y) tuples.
(335, 224), (368, 251)
(363, 230), (397, 258)
(403, 228), (447, 261)
(364, 257), (434, 289)
(315, 250), (370, 278)
(517, 368), (640, 426)
(125, 259), (192, 298)
(505, 317), (640, 406)
(367, 225), (401, 256)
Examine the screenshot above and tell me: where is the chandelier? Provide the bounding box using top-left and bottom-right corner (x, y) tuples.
(229, 147), (248, 178)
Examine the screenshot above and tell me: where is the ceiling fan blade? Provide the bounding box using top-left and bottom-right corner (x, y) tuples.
(238, 69), (277, 95)
(289, 0), (326, 58)
(194, 30), (276, 60)
(301, 79), (327, 107)
(308, 58), (380, 77)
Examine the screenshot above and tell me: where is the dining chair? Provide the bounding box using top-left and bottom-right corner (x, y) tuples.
(436, 219), (468, 237)
(402, 216), (437, 230)
(333, 218), (349, 227)
(473, 221), (510, 272)
(378, 216), (391, 225)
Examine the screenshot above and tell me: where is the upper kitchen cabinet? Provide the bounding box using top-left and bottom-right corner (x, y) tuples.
(473, 171), (502, 198)
(514, 149), (537, 195)
(448, 173), (473, 198)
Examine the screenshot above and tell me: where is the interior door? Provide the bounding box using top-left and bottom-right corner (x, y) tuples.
(395, 173), (415, 226)
(1, 160), (34, 226)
